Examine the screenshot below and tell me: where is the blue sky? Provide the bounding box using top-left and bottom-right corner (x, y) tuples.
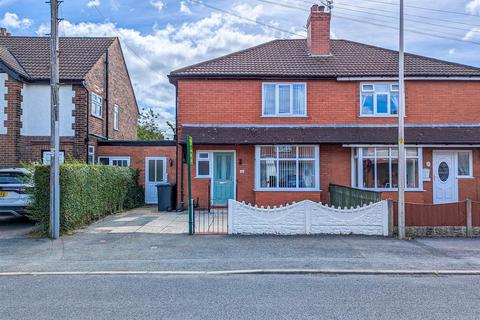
(1, 0), (480, 132)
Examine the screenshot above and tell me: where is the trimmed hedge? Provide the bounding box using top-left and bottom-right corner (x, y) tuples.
(27, 164), (144, 234)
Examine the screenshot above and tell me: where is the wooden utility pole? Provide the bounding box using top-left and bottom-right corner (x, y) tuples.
(398, 0), (406, 240)
(49, 0), (60, 239)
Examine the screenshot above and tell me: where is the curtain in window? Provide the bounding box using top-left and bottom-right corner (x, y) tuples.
(361, 94), (374, 114)
(390, 93), (399, 114)
(292, 84), (305, 115)
(263, 84), (276, 115)
(278, 85), (291, 114)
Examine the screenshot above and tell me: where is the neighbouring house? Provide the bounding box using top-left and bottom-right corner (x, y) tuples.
(0, 29), (177, 205)
(169, 4), (480, 208)
(0, 28), (139, 167)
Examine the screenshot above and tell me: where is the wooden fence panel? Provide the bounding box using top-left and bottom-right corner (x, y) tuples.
(472, 201), (480, 227)
(393, 201), (466, 226)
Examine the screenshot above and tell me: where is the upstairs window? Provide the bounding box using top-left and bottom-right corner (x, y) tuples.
(360, 83), (399, 116)
(91, 92), (103, 118)
(262, 83), (306, 117)
(113, 104), (119, 130)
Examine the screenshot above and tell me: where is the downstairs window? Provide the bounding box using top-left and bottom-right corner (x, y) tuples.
(255, 145), (319, 191)
(352, 147), (422, 191)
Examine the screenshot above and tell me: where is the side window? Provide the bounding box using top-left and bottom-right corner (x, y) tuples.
(457, 151), (472, 177)
(88, 146), (95, 164)
(113, 104), (119, 130)
(91, 92), (103, 118)
(196, 152), (211, 177)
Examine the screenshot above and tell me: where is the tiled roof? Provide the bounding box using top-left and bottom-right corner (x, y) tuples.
(180, 125), (480, 145)
(170, 39), (480, 80)
(0, 36), (116, 80)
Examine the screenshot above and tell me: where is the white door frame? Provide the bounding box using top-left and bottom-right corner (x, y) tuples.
(145, 156), (167, 204)
(432, 151), (458, 204)
(210, 150), (236, 204)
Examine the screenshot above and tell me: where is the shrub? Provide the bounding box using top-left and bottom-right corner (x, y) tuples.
(27, 163), (143, 234)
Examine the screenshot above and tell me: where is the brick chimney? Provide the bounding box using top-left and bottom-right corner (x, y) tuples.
(0, 28), (11, 37)
(307, 5), (331, 56)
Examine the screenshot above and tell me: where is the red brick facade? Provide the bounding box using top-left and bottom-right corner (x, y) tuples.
(175, 78), (480, 207)
(0, 39), (138, 168)
(96, 144), (176, 187)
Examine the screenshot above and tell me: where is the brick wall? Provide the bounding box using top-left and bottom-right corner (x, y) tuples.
(84, 39), (138, 141)
(0, 76), (22, 167)
(177, 79), (480, 126)
(97, 145), (176, 187)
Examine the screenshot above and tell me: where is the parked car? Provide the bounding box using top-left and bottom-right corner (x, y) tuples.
(0, 168), (32, 216)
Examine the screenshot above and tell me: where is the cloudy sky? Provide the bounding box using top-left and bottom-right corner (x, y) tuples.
(1, 0), (480, 132)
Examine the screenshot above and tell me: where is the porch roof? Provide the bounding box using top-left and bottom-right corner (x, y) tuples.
(179, 125), (480, 145)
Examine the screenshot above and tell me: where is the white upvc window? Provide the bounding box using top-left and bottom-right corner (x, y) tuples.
(262, 83), (307, 117)
(352, 146), (422, 191)
(91, 92), (103, 118)
(360, 83), (399, 117)
(113, 104), (119, 130)
(42, 151), (65, 165)
(88, 146), (95, 164)
(255, 145), (320, 191)
(456, 151), (473, 178)
(98, 156), (130, 167)
(196, 151), (211, 178)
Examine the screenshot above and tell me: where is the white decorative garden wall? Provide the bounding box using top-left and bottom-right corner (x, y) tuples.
(227, 199), (389, 236)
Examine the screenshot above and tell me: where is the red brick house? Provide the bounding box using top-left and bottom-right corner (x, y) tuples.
(169, 5), (480, 208)
(0, 30), (139, 167)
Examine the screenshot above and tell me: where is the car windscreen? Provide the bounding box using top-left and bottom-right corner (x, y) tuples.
(0, 172), (28, 185)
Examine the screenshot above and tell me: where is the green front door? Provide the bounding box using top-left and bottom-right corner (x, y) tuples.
(212, 152), (235, 206)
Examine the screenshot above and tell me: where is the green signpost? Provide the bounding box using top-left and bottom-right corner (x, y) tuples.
(186, 135), (194, 235)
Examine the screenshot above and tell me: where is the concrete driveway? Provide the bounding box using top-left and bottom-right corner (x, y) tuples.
(0, 215), (34, 239)
(85, 206), (188, 235)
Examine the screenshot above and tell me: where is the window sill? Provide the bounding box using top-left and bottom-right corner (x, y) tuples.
(357, 188), (425, 192)
(254, 188), (321, 192)
(261, 115), (308, 118)
(195, 176), (211, 179)
(358, 115), (399, 118)
(91, 114), (103, 120)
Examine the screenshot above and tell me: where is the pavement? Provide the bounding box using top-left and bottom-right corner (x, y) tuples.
(1, 274), (480, 319)
(1, 206), (480, 274)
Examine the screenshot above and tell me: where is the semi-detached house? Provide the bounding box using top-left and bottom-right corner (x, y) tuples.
(0, 30), (139, 167)
(169, 5), (480, 208)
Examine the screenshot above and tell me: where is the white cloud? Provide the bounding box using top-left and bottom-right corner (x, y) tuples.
(87, 0), (100, 8)
(150, 0), (164, 12)
(180, 1), (192, 15)
(466, 0), (480, 14)
(37, 4), (281, 130)
(463, 27), (480, 41)
(0, 12), (32, 29)
(448, 48), (456, 55)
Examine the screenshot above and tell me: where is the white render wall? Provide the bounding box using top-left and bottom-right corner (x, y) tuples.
(228, 199), (390, 236)
(21, 84), (75, 136)
(0, 73), (7, 134)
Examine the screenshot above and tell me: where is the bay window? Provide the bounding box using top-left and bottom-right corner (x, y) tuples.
(352, 147), (422, 191)
(360, 83), (399, 116)
(256, 145), (319, 191)
(262, 83), (307, 117)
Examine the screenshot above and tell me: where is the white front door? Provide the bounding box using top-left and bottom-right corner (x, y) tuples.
(433, 151), (457, 204)
(145, 157), (167, 204)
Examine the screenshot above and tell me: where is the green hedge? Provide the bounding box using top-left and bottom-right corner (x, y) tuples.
(27, 164), (144, 234)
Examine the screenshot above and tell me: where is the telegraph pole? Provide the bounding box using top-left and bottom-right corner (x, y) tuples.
(49, 0), (60, 239)
(398, 0), (406, 240)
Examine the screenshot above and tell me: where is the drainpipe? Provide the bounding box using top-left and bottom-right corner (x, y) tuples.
(83, 80), (90, 163)
(104, 48), (109, 139)
(175, 83), (185, 211)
